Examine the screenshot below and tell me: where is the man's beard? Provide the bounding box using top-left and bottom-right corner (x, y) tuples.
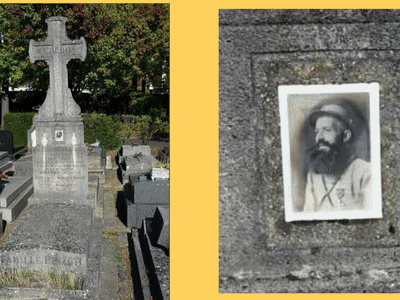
(307, 140), (350, 175)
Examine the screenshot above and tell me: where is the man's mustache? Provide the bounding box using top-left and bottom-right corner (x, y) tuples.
(306, 140), (333, 153)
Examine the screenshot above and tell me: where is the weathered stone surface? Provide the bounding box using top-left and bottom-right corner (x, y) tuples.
(29, 16), (86, 122)
(121, 145), (151, 157)
(142, 222), (170, 299)
(88, 147), (105, 170)
(29, 16), (89, 206)
(123, 155), (158, 173)
(125, 198), (168, 229)
(133, 180), (169, 204)
(0, 184), (33, 223)
(150, 168), (169, 181)
(88, 146), (105, 184)
(13, 156), (33, 177)
(220, 9), (400, 292)
(31, 143), (89, 206)
(0, 204), (93, 275)
(129, 173), (150, 185)
(0, 177), (32, 207)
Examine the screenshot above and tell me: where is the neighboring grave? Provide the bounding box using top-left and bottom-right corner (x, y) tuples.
(88, 146), (105, 184)
(0, 17), (101, 298)
(0, 151), (11, 173)
(0, 131), (26, 160)
(220, 9), (400, 292)
(148, 206), (170, 250)
(117, 144), (158, 184)
(0, 177), (33, 223)
(125, 180), (169, 229)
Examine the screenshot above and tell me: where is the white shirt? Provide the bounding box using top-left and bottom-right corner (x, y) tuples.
(303, 158), (371, 212)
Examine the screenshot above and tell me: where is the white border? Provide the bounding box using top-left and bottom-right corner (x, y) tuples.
(279, 83), (382, 222)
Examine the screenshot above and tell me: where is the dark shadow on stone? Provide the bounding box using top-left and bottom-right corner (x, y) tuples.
(116, 191), (127, 227)
(127, 232), (145, 300)
(291, 218), (373, 227)
(117, 167), (123, 185)
(139, 226), (164, 300)
(145, 219), (169, 257)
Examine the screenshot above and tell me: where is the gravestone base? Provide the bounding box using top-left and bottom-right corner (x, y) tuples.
(0, 204), (93, 275)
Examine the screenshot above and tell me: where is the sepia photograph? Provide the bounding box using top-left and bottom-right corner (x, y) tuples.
(279, 83), (382, 221)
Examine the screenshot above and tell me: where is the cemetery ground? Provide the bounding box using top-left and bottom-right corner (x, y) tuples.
(0, 145), (169, 299)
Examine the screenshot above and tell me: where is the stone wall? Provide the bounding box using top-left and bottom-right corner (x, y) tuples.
(219, 9), (400, 292)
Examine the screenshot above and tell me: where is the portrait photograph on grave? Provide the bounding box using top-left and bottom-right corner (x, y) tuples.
(279, 83), (382, 221)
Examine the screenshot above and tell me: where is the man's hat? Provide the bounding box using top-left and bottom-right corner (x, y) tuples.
(309, 101), (363, 137)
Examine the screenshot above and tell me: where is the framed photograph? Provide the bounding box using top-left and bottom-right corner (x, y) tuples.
(279, 83), (382, 221)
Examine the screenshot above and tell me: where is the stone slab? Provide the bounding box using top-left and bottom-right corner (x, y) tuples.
(134, 180), (170, 204)
(0, 151), (9, 168)
(32, 143), (89, 206)
(150, 168), (169, 181)
(0, 162), (12, 174)
(129, 173), (150, 185)
(82, 216), (102, 299)
(0, 184), (33, 223)
(0, 287), (90, 299)
(13, 160), (33, 177)
(0, 204), (93, 275)
(88, 147), (105, 170)
(123, 155), (158, 172)
(121, 145), (151, 158)
(0, 177), (32, 207)
(125, 197), (169, 229)
(0, 151), (8, 160)
(141, 222), (170, 300)
(130, 229), (152, 300)
(0, 130), (14, 156)
(0, 212), (2, 238)
(151, 206), (169, 249)
(219, 9), (400, 293)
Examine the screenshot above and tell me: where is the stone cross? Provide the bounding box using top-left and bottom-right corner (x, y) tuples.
(29, 16), (86, 120)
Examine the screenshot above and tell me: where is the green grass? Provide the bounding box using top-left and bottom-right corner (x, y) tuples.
(0, 268), (83, 290)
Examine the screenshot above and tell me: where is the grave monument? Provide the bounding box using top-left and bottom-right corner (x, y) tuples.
(0, 17), (101, 298)
(29, 16), (89, 206)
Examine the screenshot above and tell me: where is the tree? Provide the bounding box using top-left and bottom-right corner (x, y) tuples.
(0, 4), (169, 114)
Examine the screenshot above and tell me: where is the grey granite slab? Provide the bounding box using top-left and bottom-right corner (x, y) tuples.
(0, 184), (33, 223)
(0, 203), (93, 275)
(121, 145), (151, 157)
(220, 9), (400, 293)
(134, 180), (169, 204)
(0, 177), (32, 207)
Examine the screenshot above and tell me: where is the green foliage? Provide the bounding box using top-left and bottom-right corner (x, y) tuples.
(3, 112), (36, 146)
(4, 112), (122, 150)
(118, 112), (169, 144)
(0, 4), (169, 114)
(82, 113), (121, 150)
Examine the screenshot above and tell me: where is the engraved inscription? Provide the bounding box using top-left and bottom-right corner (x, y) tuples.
(36, 46), (76, 55)
(0, 254), (82, 267)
